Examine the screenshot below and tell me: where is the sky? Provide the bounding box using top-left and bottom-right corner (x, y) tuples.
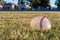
(4, 0), (57, 7)
(4, 0), (18, 4)
(50, 0), (57, 7)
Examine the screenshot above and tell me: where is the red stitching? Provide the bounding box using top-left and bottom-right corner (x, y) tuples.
(40, 16), (46, 28)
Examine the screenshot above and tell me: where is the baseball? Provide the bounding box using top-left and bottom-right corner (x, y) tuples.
(30, 16), (51, 30)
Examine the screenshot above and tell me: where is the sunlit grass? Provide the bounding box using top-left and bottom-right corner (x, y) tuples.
(0, 11), (60, 40)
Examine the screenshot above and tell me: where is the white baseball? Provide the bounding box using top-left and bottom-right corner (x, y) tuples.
(30, 16), (51, 30)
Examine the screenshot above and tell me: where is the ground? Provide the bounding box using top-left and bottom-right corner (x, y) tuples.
(0, 11), (60, 40)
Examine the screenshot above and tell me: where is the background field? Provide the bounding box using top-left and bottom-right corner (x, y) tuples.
(0, 11), (60, 40)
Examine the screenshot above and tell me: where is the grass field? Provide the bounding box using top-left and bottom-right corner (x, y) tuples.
(0, 11), (60, 40)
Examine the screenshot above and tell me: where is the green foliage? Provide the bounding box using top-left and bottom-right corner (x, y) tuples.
(0, 0), (5, 4)
(30, 0), (50, 8)
(0, 0), (2, 1)
(0, 0), (4, 2)
(18, 0), (50, 8)
(40, 0), (50, 7)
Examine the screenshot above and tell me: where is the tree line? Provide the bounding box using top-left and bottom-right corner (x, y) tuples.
(0, 0), (60, 8)
(29, 0), (60, 8)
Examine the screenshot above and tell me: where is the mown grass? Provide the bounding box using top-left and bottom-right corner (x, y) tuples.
(0, 11), (60, 40)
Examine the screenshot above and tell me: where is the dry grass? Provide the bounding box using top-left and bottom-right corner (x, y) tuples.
(0, 11), (60, 40)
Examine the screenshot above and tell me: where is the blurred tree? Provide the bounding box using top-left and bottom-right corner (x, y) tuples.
(18, 0), (30, 4)
(55, 0), (60, 8)
(0, 0), (5, 4)
(0, 0), (4, 2)
(29, 0), (50, 10)
(32, 0), (41, 8)
(18, 0), (24, 4)
(40, 0), (50, 8)
(0, 0), (2, 1)
(18, 0), (51, 10)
